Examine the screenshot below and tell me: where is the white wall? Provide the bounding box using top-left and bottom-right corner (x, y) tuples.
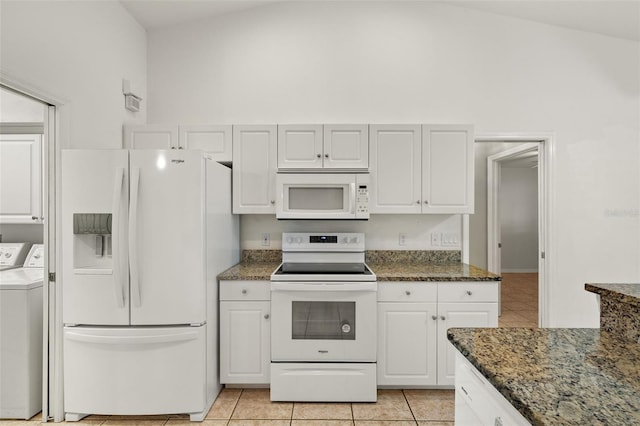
(242, 214), (462, 250)
(0, 0), (147, 148)
(146, 2), (640, 327)
(470, 141), (517, 269)
(500, 167), (538, 272)
(0, 87), (45, 122)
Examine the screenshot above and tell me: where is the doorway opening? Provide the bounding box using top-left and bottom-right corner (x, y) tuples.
(1, 81), (60, 422)
(468, 134), (554, 328)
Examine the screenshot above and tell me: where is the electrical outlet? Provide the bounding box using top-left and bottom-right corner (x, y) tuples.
(399, 233), (407, 246)
(261, 233), (270, 247)
(431, 232), (441, 246)
(442, 233), (460, 246)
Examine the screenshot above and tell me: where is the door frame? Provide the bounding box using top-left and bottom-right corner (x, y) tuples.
(1, 70), (67, 422)
(469, 133), (555, 328)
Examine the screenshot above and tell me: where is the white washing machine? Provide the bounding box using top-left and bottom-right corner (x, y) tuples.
(0, 244), (44, 419)
(0, 243), (32, 271)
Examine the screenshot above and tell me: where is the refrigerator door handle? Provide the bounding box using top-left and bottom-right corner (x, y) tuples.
(64, 330), (200, 345)
(129, 167), (141, 307)
(111, 167), (125, 308)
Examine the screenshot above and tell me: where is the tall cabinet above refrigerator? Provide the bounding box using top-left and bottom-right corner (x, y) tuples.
(61, 149), (239, 421)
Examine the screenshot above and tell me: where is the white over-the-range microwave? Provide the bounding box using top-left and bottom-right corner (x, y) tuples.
(276, 173), (369, 220)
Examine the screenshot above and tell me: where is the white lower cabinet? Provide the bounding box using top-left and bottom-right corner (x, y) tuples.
(219, 281), (270, 384)
(377, 282), (498, 387)
(454, 351), (530, 425)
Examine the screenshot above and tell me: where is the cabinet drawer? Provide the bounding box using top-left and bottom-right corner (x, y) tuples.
(378, 282), (437, 302)
(438, 282), (498, 303)
(220, 281), (270, 301)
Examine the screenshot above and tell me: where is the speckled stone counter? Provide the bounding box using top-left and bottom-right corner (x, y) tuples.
(448, 327), (640, 425)
(585, 283), (640, 343)
(217, 250), (281, 281)
(370, 262), (500, 282)
(217, 249), (499, 282)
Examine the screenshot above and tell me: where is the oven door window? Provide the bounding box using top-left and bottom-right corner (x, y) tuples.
(292, 301), (355, 340)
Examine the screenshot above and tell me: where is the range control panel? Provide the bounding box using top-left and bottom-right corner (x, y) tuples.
(282, 232), (365, 252)
(0, 243), (32, 268)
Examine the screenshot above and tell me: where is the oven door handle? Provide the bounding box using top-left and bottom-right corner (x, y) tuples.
(270, 282), (377, 292)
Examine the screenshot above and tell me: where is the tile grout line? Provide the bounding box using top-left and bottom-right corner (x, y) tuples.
(401, 389), (418, 424)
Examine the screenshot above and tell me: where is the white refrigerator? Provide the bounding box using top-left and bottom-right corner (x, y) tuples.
(61, 149), (239, 421)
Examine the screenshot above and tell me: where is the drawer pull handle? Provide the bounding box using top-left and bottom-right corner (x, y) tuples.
(461, 386), (469, 396)
(242, 289), (247, 295)
(405, 290), (411, 296)
(466, 290), (473, 296)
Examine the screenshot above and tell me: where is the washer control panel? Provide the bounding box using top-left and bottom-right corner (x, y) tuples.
(0, 243), (32, 268)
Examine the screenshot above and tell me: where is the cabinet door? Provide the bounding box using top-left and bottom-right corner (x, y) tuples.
(124, 124), (178, 149)
(369, 125), (422, 213)
(277, 124), (323, 169)
(437, 302), (497, 386)
(179, 125), (232, 162)
(377, 302), (438, 386)
(323, 124), (369, 169)
(232, 125), (277, 213)
(0, 134), (42, 224)
(220, 301), (270, 384)
(422, 125), (474, 214)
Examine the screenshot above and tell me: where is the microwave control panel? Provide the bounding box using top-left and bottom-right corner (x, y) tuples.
(355, 174), (370, 219)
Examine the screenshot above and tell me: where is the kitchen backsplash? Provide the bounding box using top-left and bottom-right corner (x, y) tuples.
(240, 214), (463, 251)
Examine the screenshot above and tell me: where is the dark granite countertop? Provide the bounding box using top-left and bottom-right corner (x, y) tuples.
(448, 327), (640, 425)
(217, 250), (499, 282)
(585, 283), (640, 308)
(370, 262), (500, 282)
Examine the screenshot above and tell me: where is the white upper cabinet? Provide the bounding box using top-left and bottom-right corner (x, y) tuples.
(370, 124), (474, 214)
(369, 125), (422, 214)
(323, 124), (369, 169)
(277, 125), (323, 169)
(124, 124), (232, 162)
(179, 125), (232, 162)
(277, 124), (368, 170)
(232, 125), (277, 214)
(124, 124), (177, 150)
(0, 134), (43, 224)
(422, 125), (474, 214)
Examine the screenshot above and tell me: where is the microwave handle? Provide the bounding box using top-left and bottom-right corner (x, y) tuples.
(350, 182), (356, 214)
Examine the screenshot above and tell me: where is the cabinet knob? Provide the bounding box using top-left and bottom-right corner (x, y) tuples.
(171, 147), (176, 149)
(405, 290), (411, 296)
(416, 200), (421, 204)
(264, 314), (270, 320)
(178, 146), (184, 149)
(440, 315), (446, 321)
(317, 154), (322, 158)
(424, 200), (429, 204)
(270, 200), (275, 205)
(324, 154), (329, 158)
(241, 289), (247, 295)
(432, 315), (437, 321)
(32, 216), (43, 221)
(466, 290), (472, 296)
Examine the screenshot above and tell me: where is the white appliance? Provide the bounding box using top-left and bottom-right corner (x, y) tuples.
(270, 233), (377, 402)
(61, 149), (239, 421)
(0, 242), (32, 271)
(0, 244), (44, 419)
(275, 173), (370, 219)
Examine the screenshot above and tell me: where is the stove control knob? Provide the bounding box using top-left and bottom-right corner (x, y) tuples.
(341, 237), (349, 244)
(286, 237), (293, 244)
(296, 237), (303, 244)
(350, 237), (359, 244)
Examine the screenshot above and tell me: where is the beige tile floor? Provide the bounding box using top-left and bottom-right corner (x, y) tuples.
(498, 273), (539, 328)
(9, 275), (536, 426)
(11, 389), (454, 425)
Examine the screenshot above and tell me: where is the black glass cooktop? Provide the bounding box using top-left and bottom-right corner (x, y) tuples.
(275, 262), (371, 275)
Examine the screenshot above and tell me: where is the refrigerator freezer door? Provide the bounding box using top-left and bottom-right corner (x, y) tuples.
(63, 326), (206, 416)
(62, 150), (130, 325)
(129, 150), (206, 325)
